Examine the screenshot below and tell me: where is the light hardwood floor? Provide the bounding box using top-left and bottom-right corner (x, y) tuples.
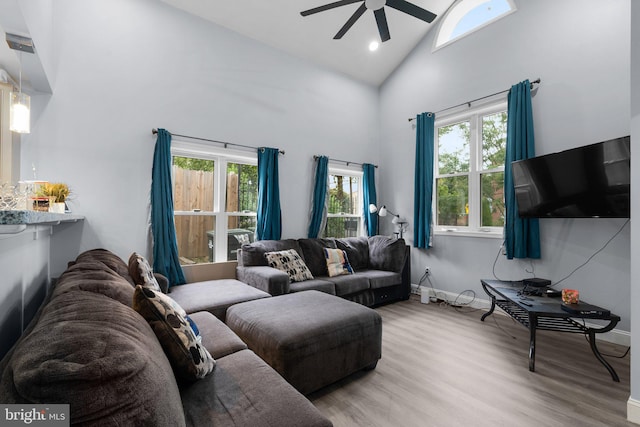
(308, 297), (633, 427)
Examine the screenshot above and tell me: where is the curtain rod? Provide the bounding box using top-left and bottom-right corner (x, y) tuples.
(151, 129), (285, 155)
(408, 78), (541, 122)
(314, 155), (377, 168)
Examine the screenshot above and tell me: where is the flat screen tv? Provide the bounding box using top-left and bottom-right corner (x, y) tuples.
(511, 136), (630, 218)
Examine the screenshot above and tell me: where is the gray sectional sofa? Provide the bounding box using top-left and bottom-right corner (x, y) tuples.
(236, 235), (411, 307)
(0, 249), (331, 427)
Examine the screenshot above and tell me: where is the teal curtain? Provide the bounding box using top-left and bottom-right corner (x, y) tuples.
(151, 128), (186, 287)
(362, 163), (377, 236)
(414, 112), (435, 248)
(504, 80), (541, 259)
(256, 147), (282, 240)
(308, 156), (329, 238)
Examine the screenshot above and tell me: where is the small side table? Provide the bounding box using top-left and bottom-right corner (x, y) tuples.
(480, 279), (621, 382)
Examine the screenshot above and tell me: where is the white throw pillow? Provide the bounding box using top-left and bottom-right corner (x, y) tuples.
(265, 249), (314, 282)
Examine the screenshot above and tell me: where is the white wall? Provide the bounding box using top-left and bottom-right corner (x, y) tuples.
(629, 0), (640, 413)
(379, 0), (631, 330)
(17, 0), (380, 266)
(0, 228), (51, 360)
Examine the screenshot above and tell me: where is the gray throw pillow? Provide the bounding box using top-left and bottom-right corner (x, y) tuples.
(128, 252), (162, 292)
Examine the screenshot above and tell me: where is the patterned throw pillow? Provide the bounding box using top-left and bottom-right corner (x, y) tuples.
(128, 253), (162, 292)
(133, 286), (215, 381)
(264, 249), (314, 282)
(324, 248), (355, 277)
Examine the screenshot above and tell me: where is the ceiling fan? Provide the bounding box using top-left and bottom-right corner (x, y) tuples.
(301, 0), (437, 43)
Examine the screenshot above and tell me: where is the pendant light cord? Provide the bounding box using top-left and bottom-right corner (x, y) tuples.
(18, 51), (22, 94)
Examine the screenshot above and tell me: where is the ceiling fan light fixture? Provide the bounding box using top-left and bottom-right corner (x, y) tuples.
(301, 0), (436, 42)
(369, 41), (380, 51)
(365, 0), (386, 10)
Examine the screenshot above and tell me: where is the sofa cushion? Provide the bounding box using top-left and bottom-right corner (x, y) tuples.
(357, 269), (402, 289)
(322, 273), (370, 296)
(289, 278), (336, 295)
(169, 279), (270, 321)
(0, 290), (186, 426)
(128, 252), (162, 292)
(133, 286), (215, 381)
(73, 248), (136, 285)
(52, 260), (135, 307)
(298, 238), (336, 277)
(368, 236), (407, 273)
(265, 249), (314, 282)
(324, 248), (354, 277)
(180, 349), (332, 427)
(188, 311), (248, 359)
(239, 239), (302, 267)
(336, 237), (370, 271)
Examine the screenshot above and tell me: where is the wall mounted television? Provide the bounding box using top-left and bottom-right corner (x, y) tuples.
(511, 136), (630, 218)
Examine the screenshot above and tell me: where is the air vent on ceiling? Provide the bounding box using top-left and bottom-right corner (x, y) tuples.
(5, 33), (34, 53)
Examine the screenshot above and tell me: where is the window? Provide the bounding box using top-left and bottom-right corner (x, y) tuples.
(434, 0), (516, 50)
(172, 143), (257, 264)
(0, 82), (16, 184)
(324, 169), (362, 238)
(434, 102), (507, 236)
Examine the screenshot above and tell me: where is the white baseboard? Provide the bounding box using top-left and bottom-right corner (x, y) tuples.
(627, 398), (640, 424)
(413, 285), (630, 347)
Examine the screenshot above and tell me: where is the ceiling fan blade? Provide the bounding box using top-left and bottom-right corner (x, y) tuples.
(334, 3), (367, 39)
(301, 0), (363, 16)
(374, 8), (390, 42)
(385, 0), (437, 23)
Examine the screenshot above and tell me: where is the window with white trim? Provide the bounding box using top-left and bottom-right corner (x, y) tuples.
(0, 82), (16, 184)
(434, 101), (507, 235)
(172, 142), (257, 264)
(434, 0), (516, 51)
(324, 168), (363, 238)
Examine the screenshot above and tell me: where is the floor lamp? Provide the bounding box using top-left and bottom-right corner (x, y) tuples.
(369, 204), (408, 238)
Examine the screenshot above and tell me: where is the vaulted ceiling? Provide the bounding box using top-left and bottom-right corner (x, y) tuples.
(159, 0), (456, 86)
(0, 0), (457, 91)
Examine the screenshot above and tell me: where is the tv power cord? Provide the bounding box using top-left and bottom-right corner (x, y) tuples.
(418, 273), (478, 313)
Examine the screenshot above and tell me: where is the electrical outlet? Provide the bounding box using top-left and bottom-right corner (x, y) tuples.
(424, 266), (431, 275)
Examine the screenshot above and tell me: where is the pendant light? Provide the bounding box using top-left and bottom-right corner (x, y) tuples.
(6, 33), (34, 134)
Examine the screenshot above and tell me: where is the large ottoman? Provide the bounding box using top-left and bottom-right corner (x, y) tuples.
(226, 290), (382, 395)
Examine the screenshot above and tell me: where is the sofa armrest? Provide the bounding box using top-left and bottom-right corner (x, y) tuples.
(153, 273), (169, 294)
(236, 266), (290, 296)
(368, 236), (408, 273)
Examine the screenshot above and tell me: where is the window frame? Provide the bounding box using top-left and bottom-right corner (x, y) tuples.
(433, 0), (516, 52)
(433, 100), (507, 239)
(324, 165), (364, 238)
(171, 140), (258, 263)
(0, 82), (17, 184)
